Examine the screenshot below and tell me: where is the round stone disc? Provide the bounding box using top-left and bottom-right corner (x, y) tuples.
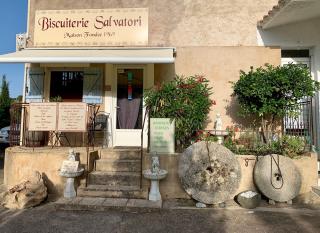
(178, 141), (241, 204)
(253, 154), (301, 202)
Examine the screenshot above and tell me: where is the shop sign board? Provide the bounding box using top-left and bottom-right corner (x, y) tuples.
(29, 103), (57, 131)
(28, 102), (87, 132)
(150, 118), (175, 154)
(57, 103), (87, 132)
(34, 8), (148, 47)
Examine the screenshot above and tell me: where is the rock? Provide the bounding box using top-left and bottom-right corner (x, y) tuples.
(236, 191), (261, 209)
(196, 202), (207, 208)
(178, 141), (241, 204)
(254, 154), (301, 202)
(218, 202), (226, 208)
(0, 171), (47, 209)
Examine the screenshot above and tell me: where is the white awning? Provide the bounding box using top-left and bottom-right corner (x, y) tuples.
(0, 47), (175, 64)
(258, 0), (320, 29)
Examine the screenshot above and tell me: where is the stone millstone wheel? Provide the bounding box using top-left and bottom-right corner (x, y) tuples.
(178, 141), (241, 204)
(254, 154), (301, 202)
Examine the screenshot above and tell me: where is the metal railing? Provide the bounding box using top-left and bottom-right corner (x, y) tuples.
(9, 102), (98, 148)
(140, 107), (150, 189)
(283, 98), (313, 145)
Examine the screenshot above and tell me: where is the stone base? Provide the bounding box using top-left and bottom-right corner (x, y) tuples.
(54, 197), (162, 211)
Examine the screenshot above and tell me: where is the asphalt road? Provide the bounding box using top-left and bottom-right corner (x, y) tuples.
(0, 144), (6, 185)
(0, 204), (320, 233)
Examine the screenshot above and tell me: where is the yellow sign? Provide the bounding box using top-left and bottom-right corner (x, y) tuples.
(57, 103), (87, 132)
(29, 103), (57, 131)
(34, 8), (148, 47)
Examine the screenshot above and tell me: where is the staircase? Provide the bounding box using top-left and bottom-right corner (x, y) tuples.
(78, 148), (148, 199)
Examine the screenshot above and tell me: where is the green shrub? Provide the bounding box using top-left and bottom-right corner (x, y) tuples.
(231, 64), (320, 143)
(144, 75), (213, 148)
(280, 135), (305, 158)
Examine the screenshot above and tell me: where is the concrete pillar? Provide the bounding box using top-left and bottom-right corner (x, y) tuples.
(312, 46), (320, 161)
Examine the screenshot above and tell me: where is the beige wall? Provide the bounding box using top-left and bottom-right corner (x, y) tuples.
(143, 153), (318, 200)
(5, 148), (317, 200)
(28, 0), (278, 47)
(4, 147), (98, 196)
(156, 46), (281, 129)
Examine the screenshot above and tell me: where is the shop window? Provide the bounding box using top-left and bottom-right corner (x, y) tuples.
(50, 71), (84, 101)
(281, 50), (309, 58)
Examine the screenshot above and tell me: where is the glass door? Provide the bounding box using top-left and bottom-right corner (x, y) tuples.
(114, 68), (144, 147)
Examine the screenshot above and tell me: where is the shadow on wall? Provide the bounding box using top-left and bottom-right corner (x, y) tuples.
(41, 173), (63, 197)
(154, 63), (176, 84)
(224, 96), (259, 129)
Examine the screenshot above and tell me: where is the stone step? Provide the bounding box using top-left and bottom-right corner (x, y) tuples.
(54, 197), (162, 211)
(84, 184), (141, 191)
(312, 186), (320, 196)
(77, 185), (148, 199)
(95, 159), (141, 172)
(99, 148), (142, 160)
(88, 171), (141, 186)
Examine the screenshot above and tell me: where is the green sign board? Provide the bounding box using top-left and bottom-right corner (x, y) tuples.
(150, 118), (175, 154)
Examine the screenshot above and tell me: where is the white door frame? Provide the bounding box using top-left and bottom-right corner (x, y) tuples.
(111, 64), (153, 147)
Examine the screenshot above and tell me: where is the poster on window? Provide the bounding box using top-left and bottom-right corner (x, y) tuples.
(57, 103), (87, 132)
(29, 103), (57, 131)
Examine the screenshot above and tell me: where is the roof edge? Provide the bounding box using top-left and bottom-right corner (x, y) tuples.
(257, 0), (292, 29)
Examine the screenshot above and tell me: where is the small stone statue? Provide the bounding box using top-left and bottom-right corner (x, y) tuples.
(215, 113), (223, 130)
(151, 154), (160, 173)
(215, 114), (224, 144)
(68, 148), (76, 161)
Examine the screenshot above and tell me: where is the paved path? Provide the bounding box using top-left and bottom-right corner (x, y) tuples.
(0, 204), (320, 233)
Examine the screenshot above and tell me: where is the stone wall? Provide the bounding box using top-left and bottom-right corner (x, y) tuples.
(28, 0), (278, 47)
(4, 147), (98, 196)
(5, 147), (316, 200)
(143, 152), (318, 200)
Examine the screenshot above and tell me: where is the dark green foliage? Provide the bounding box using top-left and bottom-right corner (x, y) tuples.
(144, 75), (213, 148)
(232, 64), (320, 142)
(0, 75), (12, 128)
(224, 134), (305, 158)
(233, 64), (319, 118)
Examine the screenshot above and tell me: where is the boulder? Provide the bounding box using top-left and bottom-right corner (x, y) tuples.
(178, 142), (241, 204)
(0, 171), (47, 209)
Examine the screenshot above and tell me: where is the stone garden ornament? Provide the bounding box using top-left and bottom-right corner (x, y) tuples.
(179, 142), (241, 204)
(143, 153), (168, 201)
(59, 149), (84, 198)
(254, 154), (301, 203)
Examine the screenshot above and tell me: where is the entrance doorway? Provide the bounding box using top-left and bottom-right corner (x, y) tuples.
(113, 67), (144, 147)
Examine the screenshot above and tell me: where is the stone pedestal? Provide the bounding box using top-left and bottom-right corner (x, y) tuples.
(149, 180), (161, 201)
(64, 177), (77, 198)
(59, 168), (84, 199)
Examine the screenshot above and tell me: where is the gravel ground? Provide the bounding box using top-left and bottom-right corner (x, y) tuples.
(0, 203), (320, 233)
